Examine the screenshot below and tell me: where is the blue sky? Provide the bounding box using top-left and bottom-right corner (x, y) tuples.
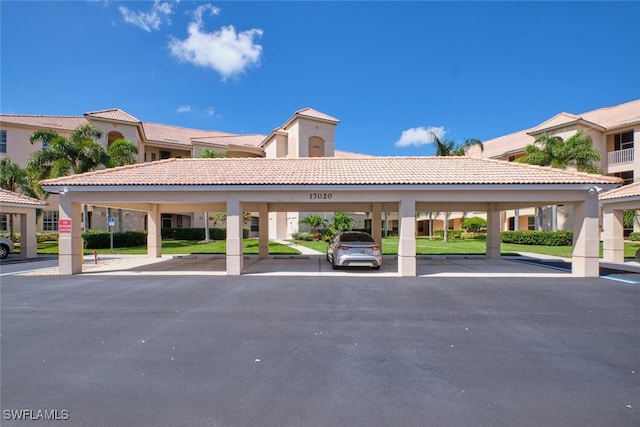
(2, 1), (639, 156)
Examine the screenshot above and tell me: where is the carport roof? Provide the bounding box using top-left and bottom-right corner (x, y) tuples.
(600, 181), (640, 201)
(40, 157), (622, 187)
(0, 189), (49, 206)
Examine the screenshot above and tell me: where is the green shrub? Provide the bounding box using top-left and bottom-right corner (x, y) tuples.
(432, 229), (464, 239)
(292, 231), (314, 241)
(82, 230), (147, 249)
(500, 230), (573, 246)
(629, 232), (640, 241)
(162, 227), (250, 240)
(461, 232), (486, 240)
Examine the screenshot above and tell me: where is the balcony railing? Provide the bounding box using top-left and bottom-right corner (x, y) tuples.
(607, 148), (634, 166)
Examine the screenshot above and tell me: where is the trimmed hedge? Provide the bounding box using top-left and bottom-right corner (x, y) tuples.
(82, 231), (147, 249)
(629, 232), (640, 241)
(0, 232), (59, 243)
(500, 230), (574, 246)
(161, 227), (249, 240)
(432, 229), (464, 239)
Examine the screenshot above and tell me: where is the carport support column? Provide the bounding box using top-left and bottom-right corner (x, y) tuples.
(572, 195), (599, 277)
(58, 198), (83, 275)
(372, 203), (382, 245)
(602, 207), (624, 263)
(19, 211), (37, 259)
(226, 199), (243, 275)
(486, 203), (501, 259)
(258, 203), (269, 259)
(398, 198), (416, 277)
(147, 204), (162, 258)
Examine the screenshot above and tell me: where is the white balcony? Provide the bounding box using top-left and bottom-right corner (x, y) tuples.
(607, 148), (634, 166)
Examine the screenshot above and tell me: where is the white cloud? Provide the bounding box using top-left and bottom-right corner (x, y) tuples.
(176, 105), (192, 113)
(202, 107), (215, 117)
(119, 1), (175, 32)
(168, 4), (263, 80)
(394, 126), (446, 148)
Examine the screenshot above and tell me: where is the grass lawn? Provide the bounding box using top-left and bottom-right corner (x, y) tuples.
(292, 237), (640, 259)
(32, 237), (640, 259)
(34, 239), (300, 256)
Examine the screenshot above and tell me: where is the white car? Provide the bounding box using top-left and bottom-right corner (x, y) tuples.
(0, 236), (14, 259)
(327, 231), (382, 270)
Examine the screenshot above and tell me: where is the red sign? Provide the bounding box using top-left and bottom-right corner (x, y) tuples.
(58, 219), (72, 233)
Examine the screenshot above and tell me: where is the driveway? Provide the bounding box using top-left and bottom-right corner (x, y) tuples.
(1, 274), (639, 426)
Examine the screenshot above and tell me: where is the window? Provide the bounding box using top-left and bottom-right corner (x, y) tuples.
(151, 153), (156, 161)
(448, 220), (454, 230)
(612, 171), (634, 186)
(0, 214), (7, 232)
(0, 130), (6, 153)
(42, 210), (59, 232)
(527, 217), (535, 231)
(614, 131), (634, 151)
(160, 150), (171, 159)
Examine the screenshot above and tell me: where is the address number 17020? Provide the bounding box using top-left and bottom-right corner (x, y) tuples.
(309, 193), (333, 200)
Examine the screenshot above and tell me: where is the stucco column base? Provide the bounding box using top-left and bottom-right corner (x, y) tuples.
(226, 253), (243, 275)
(59, 238), (84, 275)
(398, 255), (417, 276)
(571, 256), (600, 277)
(602, 209), (624, 263)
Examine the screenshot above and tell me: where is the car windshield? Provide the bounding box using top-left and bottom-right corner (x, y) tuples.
(339, 233), (375, 243)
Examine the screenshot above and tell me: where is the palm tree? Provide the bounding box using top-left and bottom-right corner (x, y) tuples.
(28, 125), (107, 180)
(517, 129), (601, 231)
(28, 124), (108, 232)
(516, 129), (601, 173)
(428, 131), (483, 156)
(106, 139), (138, 168)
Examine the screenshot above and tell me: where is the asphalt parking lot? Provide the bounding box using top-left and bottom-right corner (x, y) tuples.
(2, 271), (639, 427)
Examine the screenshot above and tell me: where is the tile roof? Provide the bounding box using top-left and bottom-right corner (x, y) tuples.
(294, 108), (340, 123)
(599, 181), (640, 201)
(528, 112), (583, 134)
(0, 115), (88, 131)
(192, 134), (266, 148)
(581, 99), (640, 129)
(0, 189), (48, 207)
(84, 109), (140, 123)
(334, 150), (377, 158)
(40, 157), (622, 187)
(141, 122), (235, 146)
(469, 129), (534, 159)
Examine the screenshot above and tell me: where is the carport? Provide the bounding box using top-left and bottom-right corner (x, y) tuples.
(0, 189), (49, 258)
(601, 182), (640, 263)
(39, 157), (620, 277)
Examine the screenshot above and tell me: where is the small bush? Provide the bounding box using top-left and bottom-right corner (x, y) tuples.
(292, 231), (314, 241)
(432, 229), (464, 239)
(629, 232), (640, 241)
(500, 230), (573, 246)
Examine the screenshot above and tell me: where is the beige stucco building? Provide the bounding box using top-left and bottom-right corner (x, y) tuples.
(0, 108), (374, 237)
(466, 99), (640, 232)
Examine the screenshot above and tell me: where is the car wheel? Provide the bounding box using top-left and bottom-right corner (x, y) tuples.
(326, 253), (331, 262)
(0, 245), (9, 260)
(332, 257), (339, 270)
(372, 265), (381, 270)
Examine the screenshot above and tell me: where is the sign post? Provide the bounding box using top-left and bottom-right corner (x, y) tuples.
(108, 216), (115, 254)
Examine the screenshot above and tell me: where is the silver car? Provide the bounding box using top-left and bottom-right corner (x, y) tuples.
(0, 236), (14, 259)
(327, 231), (382, 270)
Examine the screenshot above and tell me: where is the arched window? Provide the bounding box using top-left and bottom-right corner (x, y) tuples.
(107, 131), (124, 148)
(308, 136), (324, 157)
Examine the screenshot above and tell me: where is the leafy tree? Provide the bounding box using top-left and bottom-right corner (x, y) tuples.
(462, 216), (487, 232)
(330, 212), (356, 233)
(299, 214), (328, 238)
(516, 129), (601, 173)
(428, 131), (483, 156)
(0, 158), (31, 193)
